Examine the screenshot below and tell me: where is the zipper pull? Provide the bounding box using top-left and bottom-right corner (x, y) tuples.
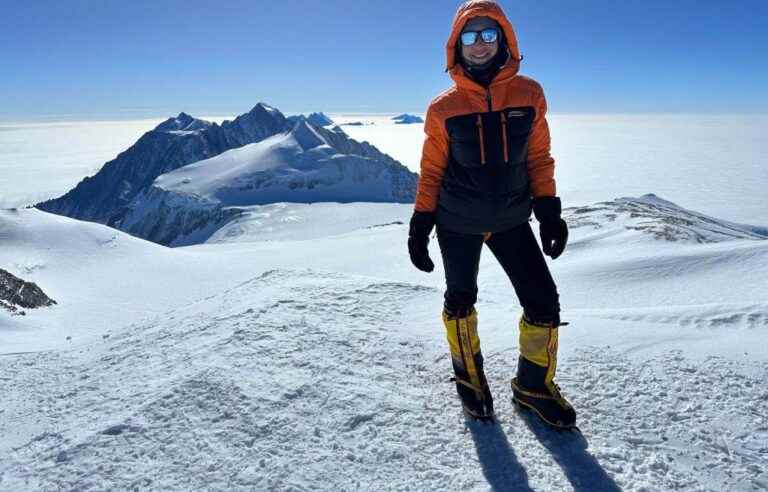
(476, 114), (486, 165)
(500, 112), (509, 164)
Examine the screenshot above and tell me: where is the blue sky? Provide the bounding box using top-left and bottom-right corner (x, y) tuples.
(2, 0), (767, 119)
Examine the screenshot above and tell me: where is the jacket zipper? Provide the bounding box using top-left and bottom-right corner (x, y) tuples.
(486, 87), (509, 164)
(476, 114), (486, 165)
(487, 87), (501, 221)
(475, 88), (493, 166)
(500, 112), (509, 164)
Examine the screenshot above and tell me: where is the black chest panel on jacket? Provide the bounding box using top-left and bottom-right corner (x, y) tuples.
(437, 106), (536, 234)
(446, 106), (534, 168)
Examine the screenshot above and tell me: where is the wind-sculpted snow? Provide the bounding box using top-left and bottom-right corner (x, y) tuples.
(575, 303), (768, 331)
(0, 269), (441, 489)
(566, 193), (768, 244)
(3, 197), (768, 489)
(1, 269), (766, 490)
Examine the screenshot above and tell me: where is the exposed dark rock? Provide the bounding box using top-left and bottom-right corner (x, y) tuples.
(288, 112), (334, 127)
(0, 268), (57, 315)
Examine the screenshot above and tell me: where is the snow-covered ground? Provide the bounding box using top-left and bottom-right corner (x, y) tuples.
(1, 193), (767, 490)
(1, 113), (767, 490)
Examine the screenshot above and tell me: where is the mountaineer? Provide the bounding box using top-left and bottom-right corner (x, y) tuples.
(407, 0), (575, 428)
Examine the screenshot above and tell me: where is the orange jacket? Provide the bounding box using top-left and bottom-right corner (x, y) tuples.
(415, 0), (556, 214)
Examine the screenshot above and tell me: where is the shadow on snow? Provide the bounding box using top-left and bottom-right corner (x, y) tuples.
(466, 419), (533, 492)
(515, 408), (622, 492)
(466, 409), (622, 491)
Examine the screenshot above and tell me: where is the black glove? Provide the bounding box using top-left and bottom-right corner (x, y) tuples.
(532, 196), (568, 260)
(408, 211), (436, 272)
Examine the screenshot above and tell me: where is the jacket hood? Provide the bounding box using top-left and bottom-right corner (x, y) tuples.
(446, 1), (522, 89)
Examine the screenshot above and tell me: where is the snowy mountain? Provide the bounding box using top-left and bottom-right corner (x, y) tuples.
(33, 104), (416, 246)
(113, 119), (416, 246)
(153, 112), (214, 133)
(566, 193), (768, 243)
(35, 103), (291, 224)
(287, 112), (335, 127)
(392, 113), (424, 124)
(1, 195), (767, 490)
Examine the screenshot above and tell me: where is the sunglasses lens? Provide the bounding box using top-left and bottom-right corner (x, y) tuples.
(460, 31), (479, 46)
(460, 29), (498, 46)
(480, 28), (498, 43)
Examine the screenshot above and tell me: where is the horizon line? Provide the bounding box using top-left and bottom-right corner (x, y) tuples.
(2, 111), (768, 126)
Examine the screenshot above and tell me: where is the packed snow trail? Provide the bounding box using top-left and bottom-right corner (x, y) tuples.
(1, 268), (766, 490)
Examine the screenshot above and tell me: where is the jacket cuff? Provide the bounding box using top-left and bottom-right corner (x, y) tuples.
(532, 196), (561, 223)
(409, 210), (436, 237)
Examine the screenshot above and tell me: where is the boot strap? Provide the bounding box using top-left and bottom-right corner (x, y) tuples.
(510, 378), (558, 401)
(523, 312), (570, 328)
(450, 376), (484, 394)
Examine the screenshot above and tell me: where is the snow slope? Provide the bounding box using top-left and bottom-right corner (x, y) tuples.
(153, 119), (411, 204)
(205, 202), (406, 243)
(1, 195), (767, 490)
(116, 119), (416, 246)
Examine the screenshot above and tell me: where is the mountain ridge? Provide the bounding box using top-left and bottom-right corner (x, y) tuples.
(35, 102), (289, 224)
(115, 118), (417, 246)
(34, 103), (417, 246)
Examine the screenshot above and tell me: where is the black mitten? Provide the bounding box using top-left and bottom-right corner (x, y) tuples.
(532, 197), (568, 260)
(408, 211), (436, 272)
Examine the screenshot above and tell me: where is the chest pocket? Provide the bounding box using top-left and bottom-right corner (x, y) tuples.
(445, 113), (485, 168)
(445, 107), (535, 168)
(500, 107), (535, 165)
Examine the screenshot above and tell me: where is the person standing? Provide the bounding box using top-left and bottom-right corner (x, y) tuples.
(407, 0), (575, 428)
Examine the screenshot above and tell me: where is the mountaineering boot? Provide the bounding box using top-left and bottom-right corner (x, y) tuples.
(443, 307), (494, 421)
(511, 313), (576, 429)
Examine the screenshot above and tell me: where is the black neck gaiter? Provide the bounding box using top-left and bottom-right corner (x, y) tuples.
(461, 46), (510, 88)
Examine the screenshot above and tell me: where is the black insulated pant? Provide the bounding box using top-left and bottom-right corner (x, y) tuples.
(436, 221), (560, 324)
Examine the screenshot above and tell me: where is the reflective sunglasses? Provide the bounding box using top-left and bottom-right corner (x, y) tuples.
(460, 28), (499, 46)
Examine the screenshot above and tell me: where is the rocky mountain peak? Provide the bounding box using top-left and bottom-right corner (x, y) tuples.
(154, 112), (212, 133)
(286, 112), (335, 129)
(224, 102), (289, 141)
(290, 119), (328, 151)
(246, 102), (282, 121)
(306, 112), (334, 127)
